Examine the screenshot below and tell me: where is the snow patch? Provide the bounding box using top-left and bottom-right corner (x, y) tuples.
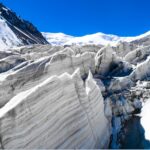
(141, 99), (150, 141)
(0, 17), (21, 50)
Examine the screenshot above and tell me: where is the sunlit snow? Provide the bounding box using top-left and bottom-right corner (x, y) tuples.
(42, 31), (150, 46)
(141, 99), (150, 141)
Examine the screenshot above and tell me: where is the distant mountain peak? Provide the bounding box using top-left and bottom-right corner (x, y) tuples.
(42, 31), (150, 46)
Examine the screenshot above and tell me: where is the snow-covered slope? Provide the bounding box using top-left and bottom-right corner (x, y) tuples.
(42, 32), (74, 45)
(42, 32), (123, 46)
(125, 31), (150, 42)
(0, 18), (21, 50)
(0, 3), (48, 50)
(42, 31), (150, 46)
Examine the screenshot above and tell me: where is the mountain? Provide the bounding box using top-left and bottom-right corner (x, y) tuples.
(1, 2), (150, 149)
(42, 31), (150, 46)
(42, 32), (74, 45)
(0, 3), (48, 50)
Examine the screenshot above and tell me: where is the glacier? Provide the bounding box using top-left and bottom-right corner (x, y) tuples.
(0, 2), (150, 149)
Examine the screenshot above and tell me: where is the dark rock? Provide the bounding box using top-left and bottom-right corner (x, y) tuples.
(0, 3), (48, 45)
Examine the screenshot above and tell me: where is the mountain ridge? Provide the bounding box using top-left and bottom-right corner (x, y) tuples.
(0, 3), (48, 50)
(42, 31), (150, 46)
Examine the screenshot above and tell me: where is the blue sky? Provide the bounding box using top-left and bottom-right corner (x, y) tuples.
(1, 0), (150, 36)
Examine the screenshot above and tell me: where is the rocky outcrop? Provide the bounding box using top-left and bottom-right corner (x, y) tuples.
(0, 69), (110, 149)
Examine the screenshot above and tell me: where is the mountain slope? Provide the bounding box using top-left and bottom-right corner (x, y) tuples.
(0, 3), (48, 50)
(0, 17), (21, 49)
(42, 32), (74, 45)
(42, 32), (123, 46)
(42, 31), (150, 46)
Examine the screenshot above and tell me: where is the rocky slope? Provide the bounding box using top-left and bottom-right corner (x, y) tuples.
(0, 3), (48, 50)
